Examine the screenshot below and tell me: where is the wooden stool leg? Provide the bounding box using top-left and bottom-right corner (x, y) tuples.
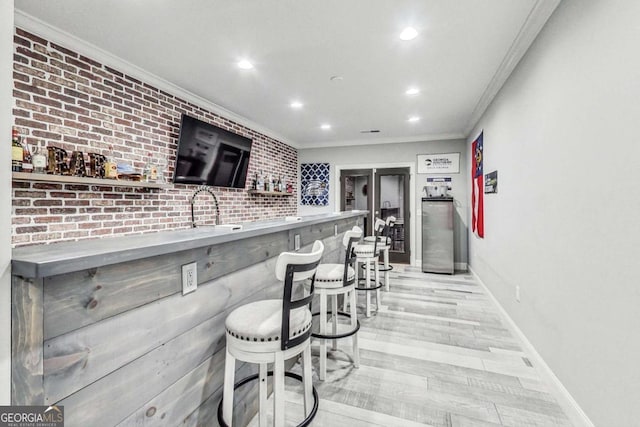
(365, 258), (371, 317)
(259, 363), (268, 427)
(222, 347), (236, 427)
(350, 288), (360, 368)
(302, 344), (313, 416)
(273, 352), (285, 427)
(332, 294), (338, 351)
(384, 248), (390, 291)
(375, 256), (380, 313)
(319, 291), (327, 381)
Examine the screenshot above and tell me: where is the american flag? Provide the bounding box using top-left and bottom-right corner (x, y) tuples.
(471, 132), (484, 238)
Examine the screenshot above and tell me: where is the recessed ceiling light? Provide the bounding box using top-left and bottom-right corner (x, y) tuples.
(408, 116), (420, 123)
(320, 124), (331, 130)
(406, 87), (420, 96)
(399, 27), (418, 41)
(290, 101), (303, 109)
(237, 59), (254, 70)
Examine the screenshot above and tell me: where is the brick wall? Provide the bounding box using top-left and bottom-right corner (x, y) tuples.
(11, 28), (298, 247)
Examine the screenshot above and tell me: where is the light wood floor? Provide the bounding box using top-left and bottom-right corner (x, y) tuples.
(248, 265), (573, 427)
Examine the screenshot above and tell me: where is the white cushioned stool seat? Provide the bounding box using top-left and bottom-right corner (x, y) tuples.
(314, 263), (355, 286)
(353, 243), (377, 257)
(225, 299), (312, 343)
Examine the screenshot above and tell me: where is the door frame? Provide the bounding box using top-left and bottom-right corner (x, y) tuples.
(334, 162), (416, 266)
(339, 169), (373, 236)
(375, 167), (411, 263)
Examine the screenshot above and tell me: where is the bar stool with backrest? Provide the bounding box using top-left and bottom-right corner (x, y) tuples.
(352, 219), (384, 317)
(311, 227), (362, 381)
(364, 216), (396, 291)
(217, 240), (325, 427)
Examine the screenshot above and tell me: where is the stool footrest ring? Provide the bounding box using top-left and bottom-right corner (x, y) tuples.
(217, 371), (319, 427)
(354, 278), (383, 291)
(311, 311), (360, 339)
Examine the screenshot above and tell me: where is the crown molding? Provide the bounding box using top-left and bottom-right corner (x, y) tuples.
(464, 0), (562, 136)
(298, 132), (466, 150)
(13, 10), (300, 149)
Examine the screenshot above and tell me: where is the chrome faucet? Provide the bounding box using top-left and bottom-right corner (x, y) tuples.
(190, 185), (220, 228)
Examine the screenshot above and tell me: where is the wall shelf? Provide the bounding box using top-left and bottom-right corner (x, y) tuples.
(11, 172), (170, 189)
(248, 190), (294, 197)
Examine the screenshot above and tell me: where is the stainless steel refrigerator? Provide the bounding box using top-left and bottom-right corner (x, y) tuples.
(422, 197), (454, 274)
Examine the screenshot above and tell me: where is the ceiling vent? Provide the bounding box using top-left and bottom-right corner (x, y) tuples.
(360, 129), (380, 133)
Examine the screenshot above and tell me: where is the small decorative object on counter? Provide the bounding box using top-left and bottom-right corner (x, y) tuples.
(21, 138), (33, 173)
(11, 127), (23, 172)
(32, 140), (47, 174)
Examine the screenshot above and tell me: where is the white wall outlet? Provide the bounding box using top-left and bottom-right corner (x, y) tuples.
(182, 262), (197, 295)
(294, 234), (301, 251)
(515, 285), (521, 302)
(334, 224), (338, 236)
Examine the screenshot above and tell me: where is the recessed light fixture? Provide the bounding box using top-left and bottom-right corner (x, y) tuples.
(290, 101), (303, 109)
(237, 59), (254, 70)
(320, 124), (331, 130)
(399, 27), (418, 41)
(406, 87), (420, 96)
(408, 116), (420, 123)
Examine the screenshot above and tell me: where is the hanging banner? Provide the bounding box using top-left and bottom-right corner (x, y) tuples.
(471, 133), (484, 238)
(417, 153), (460, 174)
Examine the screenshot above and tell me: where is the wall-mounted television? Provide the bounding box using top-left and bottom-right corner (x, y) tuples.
(173, 114), (252, 188)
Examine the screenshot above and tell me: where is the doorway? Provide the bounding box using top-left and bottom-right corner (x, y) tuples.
(340, 169), (373, 235)
(339, 167), (411, 264)
(375, 168), (410, 264)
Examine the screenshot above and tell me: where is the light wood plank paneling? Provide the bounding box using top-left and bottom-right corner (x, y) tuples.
(11, 276), (44, 405)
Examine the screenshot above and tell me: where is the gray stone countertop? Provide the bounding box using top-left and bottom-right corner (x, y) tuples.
(11, 211), (366, 279)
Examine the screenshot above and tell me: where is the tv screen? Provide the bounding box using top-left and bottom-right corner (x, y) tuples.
(173, 114), (252, 188)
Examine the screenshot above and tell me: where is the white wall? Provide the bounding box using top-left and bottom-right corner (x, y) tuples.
(467, 0), (640, 425)
(299, 139), (468, 267)
(1, 0), (14, 405)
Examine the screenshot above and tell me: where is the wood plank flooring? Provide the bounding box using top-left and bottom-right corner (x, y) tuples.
(247, 265), (573, 427)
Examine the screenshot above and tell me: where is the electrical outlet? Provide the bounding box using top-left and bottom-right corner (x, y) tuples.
(294, 234), (301, 251)
(182, 262), (197, 295)
(515, 285), (521, 302)
(334, 224), (338, 236)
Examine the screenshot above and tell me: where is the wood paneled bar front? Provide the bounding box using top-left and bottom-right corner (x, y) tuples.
(11, 211), (365, 427)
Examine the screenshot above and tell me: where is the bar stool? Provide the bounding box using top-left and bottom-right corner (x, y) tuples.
(217, 240), (325, 427)
(311, 227), (362, 381)
(364, 216), (396, 291)
(354, 219), (384, 317)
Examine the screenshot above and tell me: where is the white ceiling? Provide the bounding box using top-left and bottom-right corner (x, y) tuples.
(14, 0), (560, 148)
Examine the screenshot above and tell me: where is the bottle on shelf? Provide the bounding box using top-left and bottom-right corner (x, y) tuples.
(252, 171), (258, 190)
(11, 127), (23, 172)
(21, 138), (33, 173)
(286, 176), (293, 193)
(257, 170), (264, 191)
(32, 140), (47, 174)
(104, 145), (118, 179)
(267, 174), (274, 192)
(276, 175), (282, 192)
(143, 152), (157, 182)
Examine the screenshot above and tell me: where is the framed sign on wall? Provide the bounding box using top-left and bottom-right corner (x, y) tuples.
(417, 153), (460, 174)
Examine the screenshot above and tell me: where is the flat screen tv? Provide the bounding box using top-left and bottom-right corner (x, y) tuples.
(173, 114), (252, 188)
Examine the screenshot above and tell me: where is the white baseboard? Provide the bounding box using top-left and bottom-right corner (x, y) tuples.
(468, 266), (594, 427)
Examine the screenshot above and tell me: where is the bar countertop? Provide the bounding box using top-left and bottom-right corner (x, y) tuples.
(12, 211), (367, 279)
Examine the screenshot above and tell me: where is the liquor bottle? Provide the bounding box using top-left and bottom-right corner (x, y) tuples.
(257, 170), (264, 191)
(32, 140), (47, 174)
(11, 127), (23, 172)
(21, 138), (33, 173)
(286, 176), (293, 193)
(104, 146), (118, 179)
(143, 152), (157, 182)
(267, 174), (274, 192)
(276, 175), (282, 192)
